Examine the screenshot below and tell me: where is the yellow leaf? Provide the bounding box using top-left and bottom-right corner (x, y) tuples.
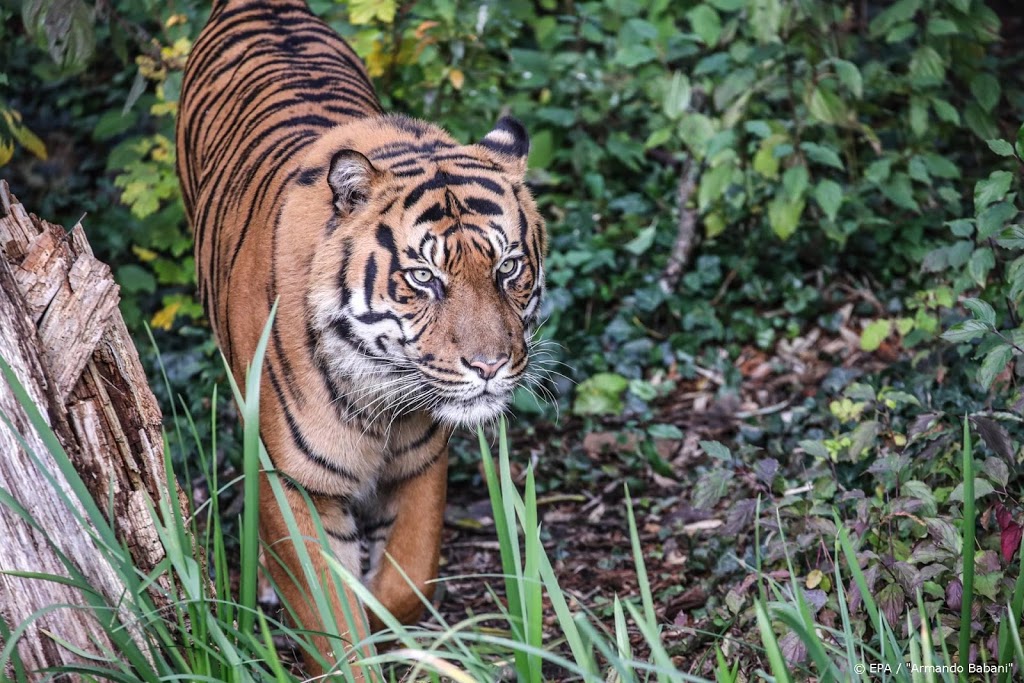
(363, 41), (389, 78)
(0, 138), (13, 167)
(806, 569), (823, 589)
(151, 301), (182, 331)
(448, 68), (465, 91)
(165, 13), (187, 28)
(132, 246), (158, 262)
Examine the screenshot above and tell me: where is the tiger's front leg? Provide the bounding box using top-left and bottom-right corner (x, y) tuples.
(259, 475), (372, 679)
(368, 448), (449, 629)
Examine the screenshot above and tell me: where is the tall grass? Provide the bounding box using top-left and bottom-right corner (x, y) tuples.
(1, 314), (1021, 682)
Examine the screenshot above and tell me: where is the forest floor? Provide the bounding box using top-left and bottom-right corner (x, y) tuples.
(436, 303), (896, 678)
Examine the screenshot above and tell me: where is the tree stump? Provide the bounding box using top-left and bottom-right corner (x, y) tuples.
(0, 180), (186, 677)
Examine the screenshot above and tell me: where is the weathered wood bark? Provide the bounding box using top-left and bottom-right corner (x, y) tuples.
(0, 180), (186, 677)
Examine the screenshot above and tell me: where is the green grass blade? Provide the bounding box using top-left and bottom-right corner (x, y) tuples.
(754, 601), (792, 683)
(959, 416), (975, 679)
(238, 299), (278, 639)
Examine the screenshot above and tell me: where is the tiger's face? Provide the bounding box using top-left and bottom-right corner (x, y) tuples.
(302, 115), (546, 428)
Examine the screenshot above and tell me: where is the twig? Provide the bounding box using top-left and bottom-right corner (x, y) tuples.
(658, 158), (699, 294)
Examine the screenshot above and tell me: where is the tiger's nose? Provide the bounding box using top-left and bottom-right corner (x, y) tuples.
(464, 354), (509, 380)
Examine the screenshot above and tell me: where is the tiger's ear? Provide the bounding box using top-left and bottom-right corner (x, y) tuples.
(328, 150), (380, 216)
(478, 116), (529, 176)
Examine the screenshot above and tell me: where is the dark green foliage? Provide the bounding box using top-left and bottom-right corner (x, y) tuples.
(1, 0), (1023, 677)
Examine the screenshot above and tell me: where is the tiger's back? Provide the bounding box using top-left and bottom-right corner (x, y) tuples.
(178, 0), (379, 368)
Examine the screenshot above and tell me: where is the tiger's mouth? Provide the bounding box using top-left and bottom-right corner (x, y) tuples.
(430, 390), (511, 428)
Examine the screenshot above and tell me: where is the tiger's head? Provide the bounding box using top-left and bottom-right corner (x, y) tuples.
(298, 115), (546, 428)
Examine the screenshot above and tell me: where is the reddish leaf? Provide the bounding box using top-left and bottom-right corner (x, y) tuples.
(1001, 523), (1023, 563)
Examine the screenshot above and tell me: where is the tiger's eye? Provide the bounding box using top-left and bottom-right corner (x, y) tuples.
(411, 268), (434, 284)
(498, 258), (518, 275)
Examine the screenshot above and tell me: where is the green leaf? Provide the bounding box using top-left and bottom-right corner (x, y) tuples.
(941, 319), (990, 343)
(679, 112), (716, 160)
(644, 127), (672, 149)
(347, 0), (397, 23)
(978, 344), (1013, 389)
(573, 373), (629, 416)
(662, 72), (691, 120)
(687, 5), (722, 46)
(976, 202), (1016, 239)
(749, 0), (782, 43)
(948, 478), (996, 502)
(698, 440), (732, 461)
(970, 73), (1001, 112)
(116, 264), (156, 294)
(968, 247), (995, 286)
(22, 0), (96, 73)
(986, 139), (1015, 157)
(806, 85), (847, 125)
(768, 194), (805, 240)
(861, 319), (892, 352)
(814, 179), (843, 222)
(974, 171), (1014, 213)
(909, 46), (945, 87)
(1017, 121), (1024, 158)
(832, 59), (863, 99)
(527, 129), (554, 170)
(698, 160), (734, 210)
(962, 298), (996, 327)
(648, 423), (684, 440)
(909, 96), (928, 137)
(753, 135), (784, 179)
(927, 17), (959, 35)
(799, 141), (844, 170)
(616, 44), (659, 68)
(706, 0), (744, 10)
(624, 223), (657, 255)
(930, 97), (961, 125)
(782, 164), (809, 200)
(998, 225), (1024, 249)
(881, 172), (919, 212)
(692, 468), (734, 509)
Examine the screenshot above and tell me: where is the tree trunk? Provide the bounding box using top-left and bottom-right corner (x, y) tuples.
(0, 180), (186, 677)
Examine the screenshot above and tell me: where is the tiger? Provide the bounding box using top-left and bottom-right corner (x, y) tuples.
(175, 0), (547, 674)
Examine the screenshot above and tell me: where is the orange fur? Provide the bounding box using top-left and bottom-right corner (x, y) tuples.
(177, 0), (546, 676)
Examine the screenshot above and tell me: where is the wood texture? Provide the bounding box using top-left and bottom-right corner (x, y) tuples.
(0, 180), (185, 677)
